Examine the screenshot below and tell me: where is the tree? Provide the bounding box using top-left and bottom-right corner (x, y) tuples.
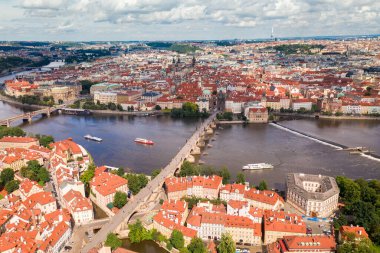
(128, 220), (151, 243)
(124, 174), (149, 195)
(258, 180), (268, 191)
(0, 126), (25, 138)
(117, 104), (124, 111)
(80, 164), (96, 186)
(217, 233), (235, 253)
(151, 169), (161, 179)
(236, 173), (246, 184)
(217, 166), (230, 184)
(187, 237), (206, 253)
(5, 180), (20, 193)
(20, 160), (50, 185)
(336, 176), (361, 203)
(35, 134), (54, 148)
(0, 168), (14, 186)
(113, 191), (128, 209)
(104, 233), (122, 250)
(170, 230), (185, 249)
(155, 105), (162, 110)
(116, 167), (124, 177)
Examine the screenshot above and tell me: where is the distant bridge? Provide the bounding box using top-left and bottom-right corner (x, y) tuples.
(0, 104), (66, 127)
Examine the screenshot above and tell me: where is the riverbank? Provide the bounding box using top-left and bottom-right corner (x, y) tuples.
(0, 94), (47, 110)
(216, 120), (245, 124)
(273, 112), (380, 121)
(90, 109), (165, 116)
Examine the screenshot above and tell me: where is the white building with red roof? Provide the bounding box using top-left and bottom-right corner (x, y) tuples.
(164, 175), (222, 200)
(90, 171), (128, 210)
(263, 210), (306, 244)
(0, 136), (39, 150)
(19, 178), (44, 201)
(62, 189), (94, 224)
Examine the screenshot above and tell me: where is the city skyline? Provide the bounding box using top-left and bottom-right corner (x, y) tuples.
(0, 0), (379, 41)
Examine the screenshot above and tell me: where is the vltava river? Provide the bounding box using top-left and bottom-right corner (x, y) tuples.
(0, 102), (379, 189)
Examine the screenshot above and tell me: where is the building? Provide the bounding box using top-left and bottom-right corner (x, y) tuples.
(263, 210), (306, 244)
(339, 225), (369, 242)
(244, 107), (268, 123)
(292, 99), (313, 111)
(90, 172), (128, 209)
(267, 235), (336, 253)
(94, 91), (118, 104)
(0, 137), (39, 150)
(286, 173), (339, 218)
(62, 190), (94, 224)
(141, 91), (162, 103)
(164, 175), (223, 200)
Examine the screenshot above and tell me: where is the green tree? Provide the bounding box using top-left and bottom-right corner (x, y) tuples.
(258, 180), (268, 191)
(0, 168), (14, 186)
(217, 233), (235, 253)
(5, 180), (20, 193)
(80, 164), (96, 186)
(36, 134), (55, 148)
(113, 191), (128, 209)
(236, 173), (246, 184)
(151, 169), (161, 179)
(117, 104), (124, 111)
(170, 230), (185, 249)
(336, 176), (361, 203)
(128, 220), (151, 243)
(187, 237), (206, 253)
(124, 174), (149, 195)
(0, 126), (26, 138)
(180, 161), (199, 177)
(20, 160), (50, 184)
(104, 233), (122, 250)
(218, 166), (231, 184)
(155, 105), (162, 110)
(116, 167), (125, 177)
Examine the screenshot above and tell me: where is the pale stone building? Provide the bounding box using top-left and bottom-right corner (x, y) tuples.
(286, 173), (339, 218)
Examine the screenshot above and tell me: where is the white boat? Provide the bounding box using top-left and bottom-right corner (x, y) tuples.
(84, 135), (102, 142)
(242, 163), (274, 170)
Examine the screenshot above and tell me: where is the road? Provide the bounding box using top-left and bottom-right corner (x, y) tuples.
(81, 111), (218, 252)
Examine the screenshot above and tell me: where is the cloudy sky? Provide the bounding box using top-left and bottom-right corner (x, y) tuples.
(0, 0), (379, 41)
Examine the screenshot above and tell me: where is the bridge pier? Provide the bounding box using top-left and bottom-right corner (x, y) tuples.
(190, 146), (201, 155)
(197, 140), (206, 147)
(187, 154), (195, 163)
(206, 127), (213, 134)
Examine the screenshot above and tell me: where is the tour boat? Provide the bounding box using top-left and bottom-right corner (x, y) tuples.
(134, 138), (154, 145)
(242, 163), (274, 170)
(84, 135), (102, 142)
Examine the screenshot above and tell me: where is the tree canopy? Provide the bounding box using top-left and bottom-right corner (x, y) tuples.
(170, 229), (185, 249)
(20, 160), (50, 185)
(104, 233), (122, 250)
(0, 168), (15, 187)
(113, 191), (128, 209)
(124, 174), (149, 195)
(217, 233), (236, 253)
(128, 220), (151, 243)
(187, 237), (206, 253)
(236, 173), (246, 184)
(335, 176), (380, 246)
(0, 126), (25, 138)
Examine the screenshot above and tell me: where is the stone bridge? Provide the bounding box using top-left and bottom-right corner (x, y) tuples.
(81, 111), (218, 252)
(0, 104), (65, 127)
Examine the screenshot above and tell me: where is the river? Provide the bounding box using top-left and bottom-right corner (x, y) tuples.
(1, 102), (379, 189)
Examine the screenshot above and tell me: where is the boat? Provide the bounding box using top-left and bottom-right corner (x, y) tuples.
(242, 163), (274, 170)
(84, 135), (102, 142)
(134, 138), (154, 145)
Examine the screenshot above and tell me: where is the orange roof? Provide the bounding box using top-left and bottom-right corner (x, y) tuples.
(264, 210), (306, 234)
(0, 136), (37, 143)
(90, 172), (128, 197)
(340, 225), (368, 238)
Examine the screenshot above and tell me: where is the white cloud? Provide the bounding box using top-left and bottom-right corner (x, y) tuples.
(0, 0), (378, 40)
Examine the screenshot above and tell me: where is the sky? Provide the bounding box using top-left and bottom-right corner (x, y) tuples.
(0, 0), (379, 41)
